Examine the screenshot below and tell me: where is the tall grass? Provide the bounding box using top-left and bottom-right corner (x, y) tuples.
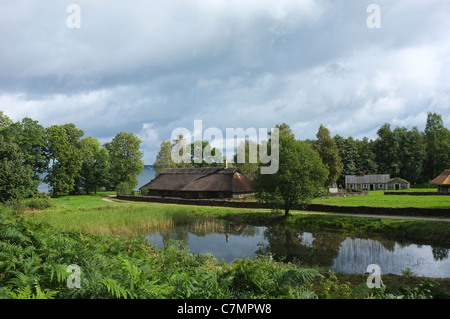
(31, 202), (200, 236)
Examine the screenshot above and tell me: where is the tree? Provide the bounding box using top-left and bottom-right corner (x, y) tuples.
(45, 124), (85, 197)
(153, 140), (178, 176)
(356, 137), (378, 175)
(314, 125), (343, 187)
(0, 120), (34, 202)
(333, 135), (359, 187)
(190, 140), (222, 168)
(154, 135), (223, 175)
(252, 124), (328, 216)
(105, 132), (144, 190)
(423, 112), (450, 181)
(77, 136), (110, 194)
(372, 123), (399, 176)
(9, 117), (48, 193)
(0, 111), (13, 131)
(234, 139), (260, 179)
(393, 126), (426, 184)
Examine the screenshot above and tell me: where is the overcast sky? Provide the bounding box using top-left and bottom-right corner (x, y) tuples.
(1, 0), (449, 164)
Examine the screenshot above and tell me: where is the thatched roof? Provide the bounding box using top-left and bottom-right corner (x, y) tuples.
(431, 169), (450, 186)
(345, 174), (390, 184)
(140, 167), (253, 193)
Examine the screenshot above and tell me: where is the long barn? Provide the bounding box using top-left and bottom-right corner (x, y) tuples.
(139, 167), (254, 199)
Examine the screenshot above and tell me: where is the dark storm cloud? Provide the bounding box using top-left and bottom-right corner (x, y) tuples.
(1, 0), (449, 163)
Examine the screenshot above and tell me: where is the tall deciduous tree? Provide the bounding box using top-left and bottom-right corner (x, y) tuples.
(372, 123), (399, 176)
(105, 132), (144, 190)
(9, 117), (48, 192)
(0, 113), (34, 202)
(234, 139), (260, 179)
(153, 140), (178, 176)
(0, 135), (34, 202)
(77, 136), (110, 194)
(393, 126), (426, 184)
(424, 112), (450, 181)
(190, 140), (222, 168)
(356, 137), (378, 175)
(314, 124), (342, 187)
(45, 124), (84, 197)
(252, 124), (328, 216)
(333, 135), (359, 187)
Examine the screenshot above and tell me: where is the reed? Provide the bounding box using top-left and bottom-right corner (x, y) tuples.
(30, 199), (199, 236)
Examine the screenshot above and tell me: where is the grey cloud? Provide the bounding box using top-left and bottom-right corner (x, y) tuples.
(1, 0), (449, 163)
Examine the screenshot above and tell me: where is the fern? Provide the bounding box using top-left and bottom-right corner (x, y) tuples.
(100, 278), (136, 299)
(9, 279), (59, 299)
(45, 263), (69, 284)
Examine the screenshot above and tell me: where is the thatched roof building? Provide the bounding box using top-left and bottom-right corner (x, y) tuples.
(431, 169), (450, 193)
(139, 167), (253, 199)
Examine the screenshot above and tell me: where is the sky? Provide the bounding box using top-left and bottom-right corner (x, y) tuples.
(1, 0), (449, 164)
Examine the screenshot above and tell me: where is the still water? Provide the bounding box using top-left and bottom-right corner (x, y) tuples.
(145, 222), (450, 278)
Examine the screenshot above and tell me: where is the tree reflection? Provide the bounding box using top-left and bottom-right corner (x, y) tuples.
(432, 247), (449, 261)
(257, 226), (345, 268)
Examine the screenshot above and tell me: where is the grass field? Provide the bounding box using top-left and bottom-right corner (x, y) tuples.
(312, 189), (450, 209)
(23, 192), (450, 247)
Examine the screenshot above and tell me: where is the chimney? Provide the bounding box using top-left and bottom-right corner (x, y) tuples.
(361, 171), (366, 176)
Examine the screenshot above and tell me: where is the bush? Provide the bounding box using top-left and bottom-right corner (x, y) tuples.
(26, 194), (52, 210)
(115, 182), (134, 196)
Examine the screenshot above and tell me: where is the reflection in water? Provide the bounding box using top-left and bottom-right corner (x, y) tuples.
(333, 238), (450, 277)
(145, 220), (450, 278)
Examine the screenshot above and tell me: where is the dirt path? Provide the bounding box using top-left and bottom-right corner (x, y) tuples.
(101, 195), (450, 222)
(289, 210), (450, 222)
(101, 194), (118, 203)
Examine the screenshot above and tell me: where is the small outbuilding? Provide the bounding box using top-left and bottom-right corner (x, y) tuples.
(139, 167), (254, 199)
(431, 169), (450, 194)
(386, 177), (410, 190)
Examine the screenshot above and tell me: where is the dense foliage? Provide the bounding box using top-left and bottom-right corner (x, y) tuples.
(2, 203), (447, 299)
(252, 124), (329, 215)
(335, 112), (450, 186)
(0, 111), (143, 200)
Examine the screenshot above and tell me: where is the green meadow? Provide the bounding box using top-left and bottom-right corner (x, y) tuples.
(312, 189), (450, 209)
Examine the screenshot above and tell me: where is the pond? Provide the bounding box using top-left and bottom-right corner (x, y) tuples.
(145, 221), (450, 278)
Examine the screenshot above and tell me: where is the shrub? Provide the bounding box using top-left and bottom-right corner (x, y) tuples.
(115, 182), (134, 196)
(26, 194), (52, 210)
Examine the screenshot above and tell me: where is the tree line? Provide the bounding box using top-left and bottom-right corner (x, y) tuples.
(0, 111), (144, 202)
(152, 111), (449, 216)
(334, 112), (449, 187)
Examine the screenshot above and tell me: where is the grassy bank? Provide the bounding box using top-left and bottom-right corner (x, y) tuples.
(1, 204), (449, 299)
(312, 189), (450, 209)
(25, 193), (450, 247)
